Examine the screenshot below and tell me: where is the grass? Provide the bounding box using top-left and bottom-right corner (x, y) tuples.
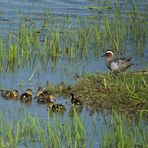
(101, 110), (148, 147)
(0, 0), (147, 73)
(0, 109), (86, 147)
(0, 108), (147, 148)
(0, 0), (147, 147)
(44, 72), (148, 116)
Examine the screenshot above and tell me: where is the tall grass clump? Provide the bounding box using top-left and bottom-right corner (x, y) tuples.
(0, 0), (147, 73)
(101, 110), (148, 147)
(0, 108), (147, 147)
(0, 108), (87, 147)
(128, 1), (147, 52)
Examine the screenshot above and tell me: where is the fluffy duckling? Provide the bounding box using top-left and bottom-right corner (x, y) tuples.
(10, 90), (19, 99)
(36, 88), (54, 103)
(35, 86), (43, 98)
(0, 89), (19, 100)
(70, 93), (82, 107)
(20, 89), (33, 103)
(48, 101), (66, 111)
(0, 90), (11, 99)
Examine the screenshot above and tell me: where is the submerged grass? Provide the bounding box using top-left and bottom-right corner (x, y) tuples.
(0, 108), (147, 148)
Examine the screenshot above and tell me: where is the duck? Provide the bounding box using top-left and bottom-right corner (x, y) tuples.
(70, 93), (82, 107)
(101, 50), (134, 72)
(20, 89), (33, 103)
(10, 90), (19, 99)
(0, 89), (19, 100)
(36, 87), (54, 103)
(48, 101), (66, 111)
(0, 89), (11, 99)
(59, 82), (71, 93)
(36, 86), (43, 97)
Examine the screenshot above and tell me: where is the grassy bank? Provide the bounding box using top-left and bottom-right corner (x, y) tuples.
(45, 72), (148, 116)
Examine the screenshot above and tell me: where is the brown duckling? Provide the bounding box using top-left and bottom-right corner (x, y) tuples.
(10, 90), (19, 99)
(20, 89), (33, 103)
(36, 87), (54, 103)
(0, 90), (11, 99)
(48, 101), (66, 111)
(35, 86), (43, 98)
(70, 93), (82, 107)
(0, 89), (19, 100)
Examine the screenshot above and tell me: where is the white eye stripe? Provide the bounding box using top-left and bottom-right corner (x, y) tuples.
(106, 50), (113, 55)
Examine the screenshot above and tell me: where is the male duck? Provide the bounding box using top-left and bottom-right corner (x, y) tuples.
(101, 50), (134, 72)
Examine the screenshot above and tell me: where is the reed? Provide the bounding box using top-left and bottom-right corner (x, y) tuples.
(0, 108), (147, 147)
(0, 0), (146, 73)
(101, 110), (148, 147)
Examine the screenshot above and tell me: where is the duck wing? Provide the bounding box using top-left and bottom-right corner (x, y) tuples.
(113, 57), (132, 65)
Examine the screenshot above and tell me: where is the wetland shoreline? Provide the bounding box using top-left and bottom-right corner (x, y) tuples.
(45, 71), (148, 116)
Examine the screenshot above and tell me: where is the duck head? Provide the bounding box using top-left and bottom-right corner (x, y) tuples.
(70, 93), (75, 100)
(26, 89), (33, 96)
(101, 50), (114, 61)
(11, 90), (19, 98)
(49, 94), (55, 102)
(48, 101), (54, 109)
(37, 87), (43, 97)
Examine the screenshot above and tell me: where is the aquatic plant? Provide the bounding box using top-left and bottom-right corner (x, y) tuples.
(0, 108), (147, 147)
(101, 110), (148, 147)
(0, 0), (147, 73)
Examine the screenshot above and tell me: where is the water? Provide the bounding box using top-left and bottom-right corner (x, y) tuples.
(0, 94), (109, 147)
(0, 0), (147, 77)
(0, 0), (148, 147)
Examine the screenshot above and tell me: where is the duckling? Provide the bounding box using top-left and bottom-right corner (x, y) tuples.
(59, 82), (72, 93)
(70, 93), (82, 107)
(10, 90), (19, 99)
(35, 86), (43, 98)
(43, 91), (54, 102)
(0, 89), (19, 100)
(36, 87), (54, 103)
(48, 101), (66, 111)
(0, 89), (11, 99)
(20, 89), (33, 103)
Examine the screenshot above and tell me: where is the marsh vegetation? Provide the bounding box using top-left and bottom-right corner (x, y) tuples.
(0, 0), (148, 147)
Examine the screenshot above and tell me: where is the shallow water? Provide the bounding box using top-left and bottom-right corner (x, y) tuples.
(0, 0), (148, 147)
(0, 0), (147, 75)
(1, 95), (147, 147)
(0, 94), (109, 147)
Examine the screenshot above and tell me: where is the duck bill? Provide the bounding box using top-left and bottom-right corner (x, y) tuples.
(101, 54), (105, 57)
